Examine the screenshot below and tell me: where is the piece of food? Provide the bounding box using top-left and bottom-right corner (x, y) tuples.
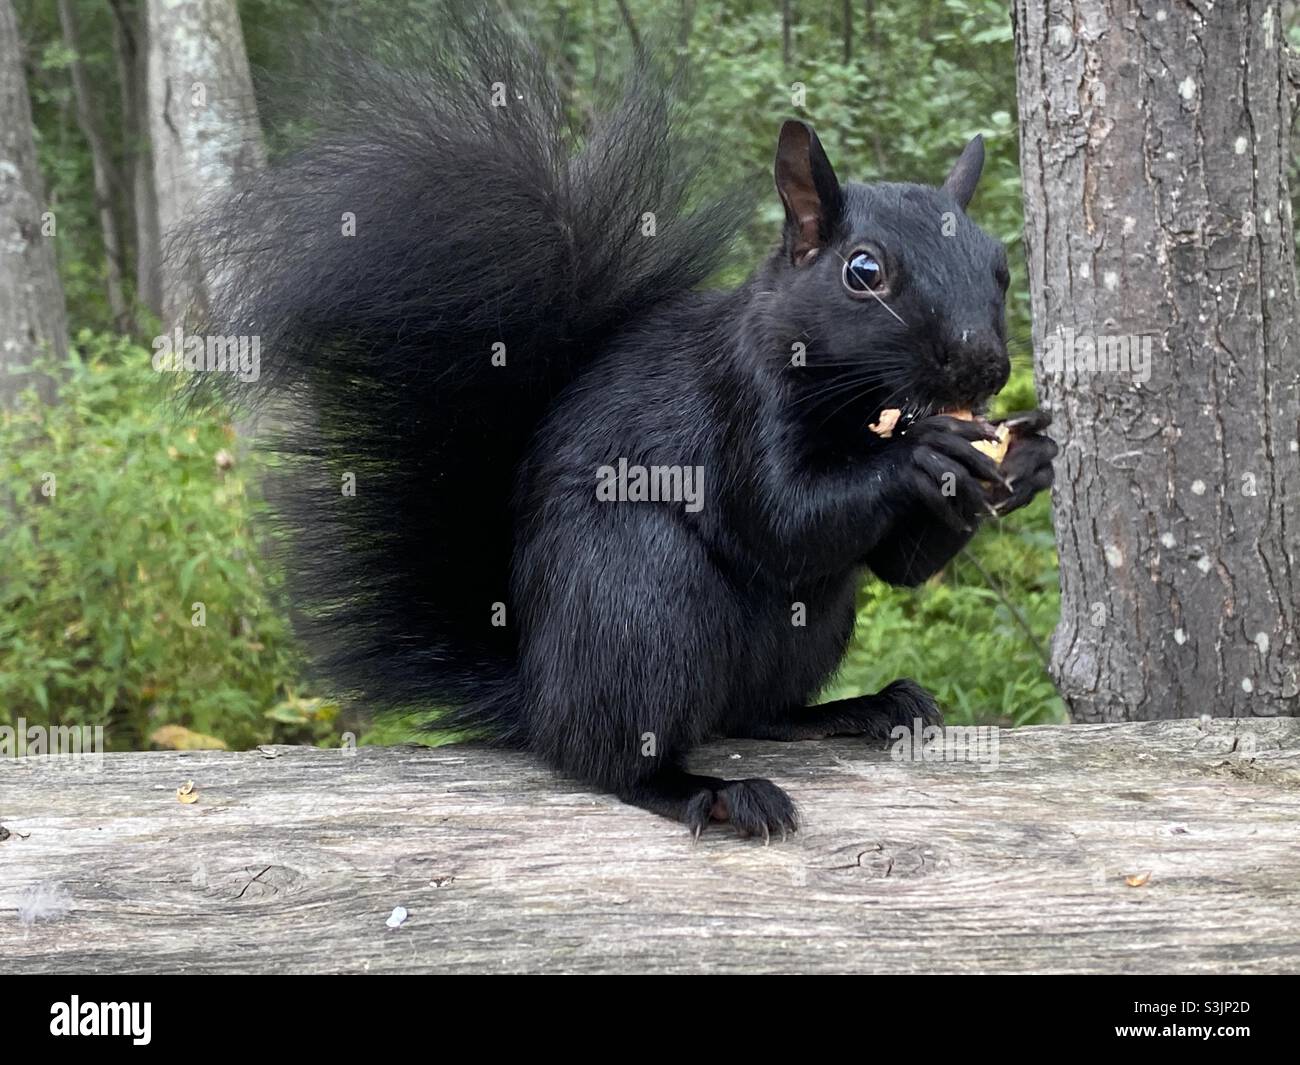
(868, 406), (1012, 465)
(868, 407), (903, 439)
(947, 408), (1011, 465)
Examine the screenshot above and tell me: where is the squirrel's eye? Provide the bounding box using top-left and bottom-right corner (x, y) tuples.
(843, 249), (886, 295)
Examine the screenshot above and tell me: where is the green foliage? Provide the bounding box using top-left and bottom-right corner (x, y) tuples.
(0, 334), (331, 750)
(825, 493), (1065, 726)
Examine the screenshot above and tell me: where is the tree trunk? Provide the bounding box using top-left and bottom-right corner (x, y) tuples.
(0, 0), (66, 407)
(108, 1), (139, 271)
(145, 0), (264, 327)
(58, 0), (131, 333)
(1013, 1), (1300, 720)
(109, 0), (162, 320)
(613, 0), (642, 57)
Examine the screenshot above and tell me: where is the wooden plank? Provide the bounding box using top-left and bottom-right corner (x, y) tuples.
(1, 717), (1298, 973)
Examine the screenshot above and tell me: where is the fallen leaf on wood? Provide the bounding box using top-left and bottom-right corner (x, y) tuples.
(151, 724), (227, 751)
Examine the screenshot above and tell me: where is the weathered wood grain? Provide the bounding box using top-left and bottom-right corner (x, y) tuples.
(2, 717), (1298, 974)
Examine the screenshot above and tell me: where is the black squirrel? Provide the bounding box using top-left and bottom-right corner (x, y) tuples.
(195, 22), (1057, 839)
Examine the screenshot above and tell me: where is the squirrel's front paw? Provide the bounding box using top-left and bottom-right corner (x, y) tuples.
(900, 413), (1009, 532)
(987, 410), (1058, 516)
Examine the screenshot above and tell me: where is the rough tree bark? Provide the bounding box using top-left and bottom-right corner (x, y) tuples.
(1013, 1), (1300, 721)
(0, 0), (66, 407)
(146, 0), (264, 327)
(58, 0), (131, 332)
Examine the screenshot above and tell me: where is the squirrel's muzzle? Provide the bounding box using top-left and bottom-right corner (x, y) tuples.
(937, 327), (1011, 406)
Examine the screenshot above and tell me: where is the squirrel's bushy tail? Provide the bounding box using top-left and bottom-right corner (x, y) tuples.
(193, 17), (746, 736)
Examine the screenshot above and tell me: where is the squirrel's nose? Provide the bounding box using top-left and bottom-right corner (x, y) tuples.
(942, 328), (1010, 394)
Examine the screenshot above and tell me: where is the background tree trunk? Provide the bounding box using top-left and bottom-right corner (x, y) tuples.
(613, 0), (643, 56)
(58, 0), (131, 333)
(109, 0), (162, 320)
(145, 0), (264, 327)
(0, 0), (66, 407)
(1013, 0), (1300, 720)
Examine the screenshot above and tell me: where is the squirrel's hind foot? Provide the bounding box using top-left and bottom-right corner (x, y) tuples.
(619, 768), (798, 843)
(734, 678), (944, 743)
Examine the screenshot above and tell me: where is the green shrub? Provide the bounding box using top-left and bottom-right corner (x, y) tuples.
(0, 333), (334, 749)
(826, 498), (1065, 727)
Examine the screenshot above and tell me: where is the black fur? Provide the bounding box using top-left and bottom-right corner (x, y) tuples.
(193, 18), (1056, 838)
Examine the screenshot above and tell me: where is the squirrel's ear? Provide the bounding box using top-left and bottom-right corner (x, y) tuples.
(942, 135), (985, 210)
(775, 120), (842, 266)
